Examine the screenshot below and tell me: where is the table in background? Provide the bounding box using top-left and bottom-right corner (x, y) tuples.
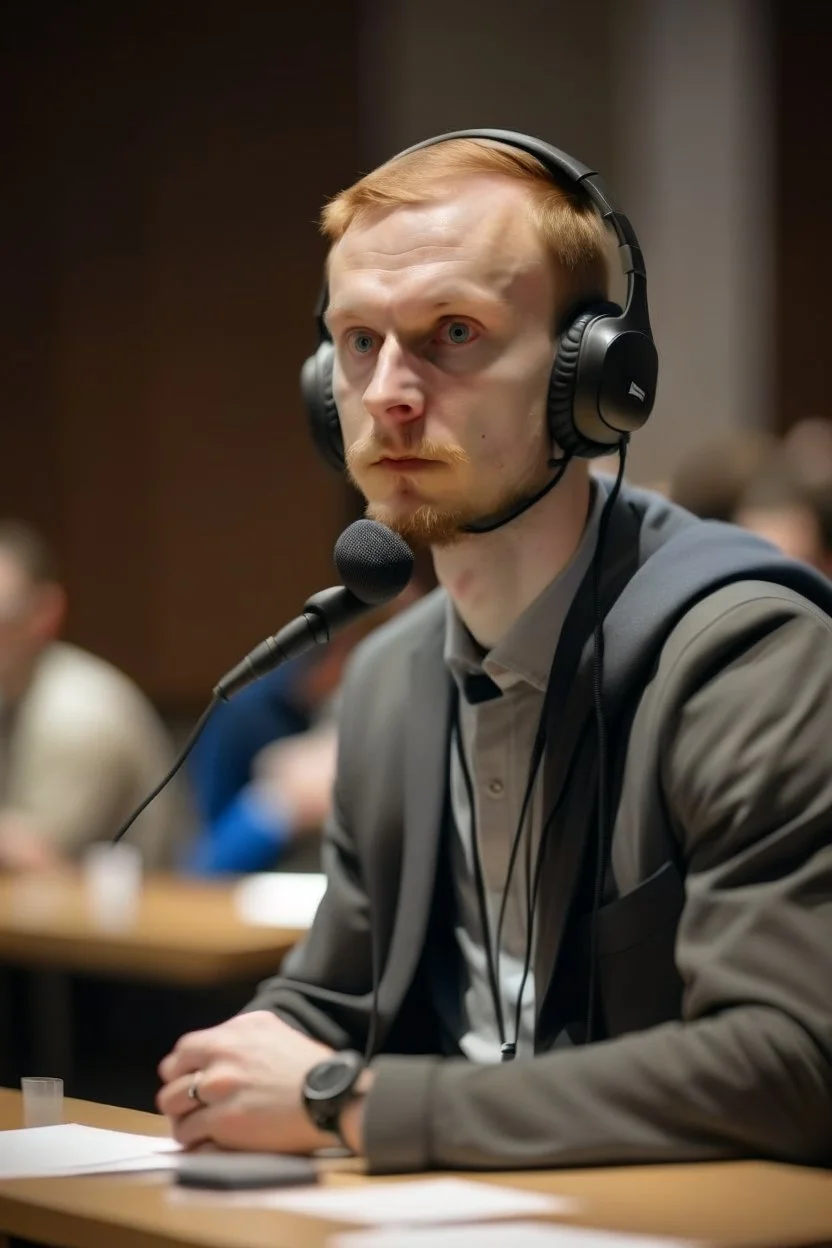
(1, 1089), (831, 1248)
(0, 873), (302, 1080)
(0, 873), (301, 983)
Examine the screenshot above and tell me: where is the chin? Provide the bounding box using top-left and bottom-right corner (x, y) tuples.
(365, 499), (468, 549)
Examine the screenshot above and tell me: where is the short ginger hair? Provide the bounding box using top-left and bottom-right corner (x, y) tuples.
(321, 138), (611, 328)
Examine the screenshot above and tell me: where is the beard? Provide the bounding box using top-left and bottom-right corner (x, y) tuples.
(364, 498), (469, 548)
(346, 432), (551, 548)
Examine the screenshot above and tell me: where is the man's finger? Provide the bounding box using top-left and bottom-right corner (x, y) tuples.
(156, 1072), (202, 1119)
(158, 1061), (239, 1119)
(172, 1107), (214, 1150)
(158, 1030), (218, 1083)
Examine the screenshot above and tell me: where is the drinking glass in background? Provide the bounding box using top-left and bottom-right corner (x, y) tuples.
(82, 841), (143, 929)
(21, 1076), (64, 1127)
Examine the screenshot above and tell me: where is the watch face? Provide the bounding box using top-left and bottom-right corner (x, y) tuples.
(305, 1054), (361, 1101)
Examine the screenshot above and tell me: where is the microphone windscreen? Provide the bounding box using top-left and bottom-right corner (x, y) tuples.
(334, 519), (414, 606)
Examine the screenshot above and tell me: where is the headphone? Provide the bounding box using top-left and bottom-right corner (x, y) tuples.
(301, 127), (658, 469)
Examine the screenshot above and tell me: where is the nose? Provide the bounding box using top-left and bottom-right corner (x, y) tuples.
(362, 337), (425, 430)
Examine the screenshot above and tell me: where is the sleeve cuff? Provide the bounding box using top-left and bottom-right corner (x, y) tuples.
(363, 1055), (439, 1173)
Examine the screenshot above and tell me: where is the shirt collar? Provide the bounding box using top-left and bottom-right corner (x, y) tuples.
(444, 479), (606, 694)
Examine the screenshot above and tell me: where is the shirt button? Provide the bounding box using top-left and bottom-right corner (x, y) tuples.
(487, 778), (505, 798)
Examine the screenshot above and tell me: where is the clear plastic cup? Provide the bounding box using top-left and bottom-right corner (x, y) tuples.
(21, 1076), (64, 1127)
(83, 841), (143, 929)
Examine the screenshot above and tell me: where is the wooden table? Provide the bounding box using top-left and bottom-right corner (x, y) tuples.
(0, 1089), (830, 1248)
(0, 873), (302, 1079)
(0, 873), (301, 984)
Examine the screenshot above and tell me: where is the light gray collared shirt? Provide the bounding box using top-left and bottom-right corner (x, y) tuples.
(438, 483), (605, 1062)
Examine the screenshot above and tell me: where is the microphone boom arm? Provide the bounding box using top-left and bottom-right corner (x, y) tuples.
(213, 586), (368, 702)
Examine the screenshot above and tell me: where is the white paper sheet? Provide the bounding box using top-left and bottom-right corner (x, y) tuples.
(233, 872), (326, 927)
(329, 1226), (695, 1248)
(170, 1177), (574, 1224)
(0, 1123), (181, 1179)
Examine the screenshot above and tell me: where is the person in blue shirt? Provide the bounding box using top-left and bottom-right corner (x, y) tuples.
(183, 656), (333, 876)
(183, 558), (436, 876)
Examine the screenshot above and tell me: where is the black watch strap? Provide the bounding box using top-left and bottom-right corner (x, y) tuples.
(302, 1050), (365, 1151)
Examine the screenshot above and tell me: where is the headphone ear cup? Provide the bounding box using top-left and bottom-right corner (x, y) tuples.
(300, 340), (345, 471)
(548, 302), (622, 460)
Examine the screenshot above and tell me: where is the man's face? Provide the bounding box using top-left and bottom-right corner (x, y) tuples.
(326, 176), (558, 545)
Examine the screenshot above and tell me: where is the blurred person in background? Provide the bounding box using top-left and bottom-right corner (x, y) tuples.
(182, 651), (341, 877)
(782, 415), (832, 490)
(0, 520), (181, 871)
(183, 558), (434, 877)
(667, 429), (776, 522)
(734, 466), (832, 577)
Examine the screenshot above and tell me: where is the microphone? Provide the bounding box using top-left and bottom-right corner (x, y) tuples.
(214, 519), (414, 701)
(111, 519), (414, 846)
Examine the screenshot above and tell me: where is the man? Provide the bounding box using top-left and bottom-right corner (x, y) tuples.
(158, 132), (832, 1171)
(0, 520), (180, 869)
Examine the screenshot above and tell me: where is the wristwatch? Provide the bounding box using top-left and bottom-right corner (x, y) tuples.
(302, 1050), (366, 1150)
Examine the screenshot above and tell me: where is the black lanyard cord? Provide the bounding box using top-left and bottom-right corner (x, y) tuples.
(452, 693), (548, 1061)
(452, 701), (508, 1051)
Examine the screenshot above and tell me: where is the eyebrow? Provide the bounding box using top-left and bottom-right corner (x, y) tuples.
(324, 292), (504, 331)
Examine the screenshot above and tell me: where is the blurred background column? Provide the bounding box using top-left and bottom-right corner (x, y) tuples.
(359, 0), (775, 485)
(612, 0), (774, 485)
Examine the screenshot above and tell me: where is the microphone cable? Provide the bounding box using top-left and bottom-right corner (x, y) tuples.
(112, 698), (220, 845)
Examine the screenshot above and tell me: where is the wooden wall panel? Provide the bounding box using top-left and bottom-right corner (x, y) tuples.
(775, 0), (832, 434)
(0, 1), (358, 707)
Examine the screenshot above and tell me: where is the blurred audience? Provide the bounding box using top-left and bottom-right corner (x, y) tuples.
(183, 556), (435, 877)
(665, 418), (832, 577)
(667, 430), (777, 522)
(0, 520), (181, 871)
(182, 654), (338, 876)
(782, 416), (832, 490)
(734, 466), (832, 576)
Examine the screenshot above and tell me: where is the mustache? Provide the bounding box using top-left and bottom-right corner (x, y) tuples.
(346, 435), (470, 472)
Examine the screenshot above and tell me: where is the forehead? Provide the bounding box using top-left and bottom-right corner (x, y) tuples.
(327, 176), (552, 316)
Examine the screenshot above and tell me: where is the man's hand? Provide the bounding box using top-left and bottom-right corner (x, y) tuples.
(156, 1011), (337, 1154)
(252, 726), (338, 835)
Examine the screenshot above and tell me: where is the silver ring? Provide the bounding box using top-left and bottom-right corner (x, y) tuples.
(187, 1075), (207, 1107)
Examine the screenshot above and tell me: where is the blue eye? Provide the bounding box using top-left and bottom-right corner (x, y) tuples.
(352, 332), (374, 354)
(444, 322), (472, 344)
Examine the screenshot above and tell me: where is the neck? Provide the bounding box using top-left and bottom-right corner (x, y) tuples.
(433, 463), (592, 649)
